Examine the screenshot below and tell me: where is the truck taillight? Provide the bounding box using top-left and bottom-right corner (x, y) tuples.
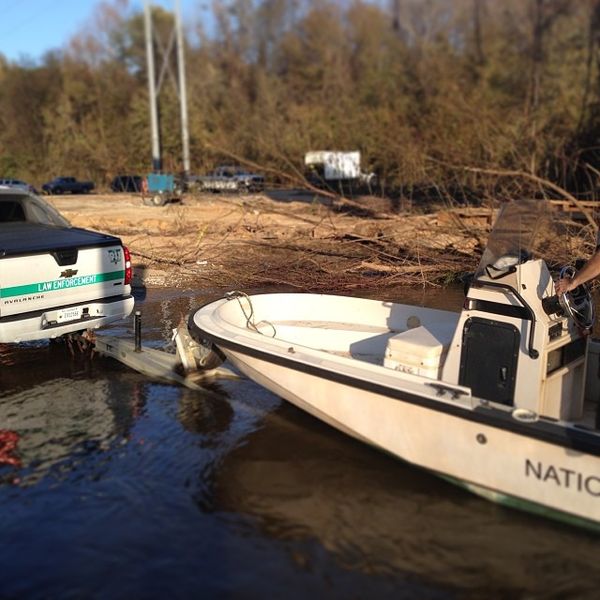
(123, 246), (132, 285)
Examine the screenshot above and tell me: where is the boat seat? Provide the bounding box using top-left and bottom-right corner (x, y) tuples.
(383, 320), (457, 379)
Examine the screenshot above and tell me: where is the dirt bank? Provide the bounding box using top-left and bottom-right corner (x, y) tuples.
(47, 191), (492, 293)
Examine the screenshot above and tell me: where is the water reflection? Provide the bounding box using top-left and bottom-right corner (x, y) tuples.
(0, 340), (94, 390)
(211, 403), (600, 598)
(178, 385), (234, 439)
(0, 342), (146, 484)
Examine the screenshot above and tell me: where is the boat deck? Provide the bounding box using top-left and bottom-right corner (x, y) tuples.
(257, 319), (403, 366)
(257, 318), (600, 431)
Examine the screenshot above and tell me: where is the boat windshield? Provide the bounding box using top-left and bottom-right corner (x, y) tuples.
(475, 199), (570, 280)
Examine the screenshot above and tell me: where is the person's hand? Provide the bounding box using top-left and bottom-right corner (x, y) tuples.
(555, 276), (574, 296)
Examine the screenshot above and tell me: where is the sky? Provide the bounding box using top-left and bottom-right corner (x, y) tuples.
(0, 0), (203, 63)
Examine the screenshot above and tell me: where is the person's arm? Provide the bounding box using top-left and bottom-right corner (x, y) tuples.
(555, 250), (600, 295)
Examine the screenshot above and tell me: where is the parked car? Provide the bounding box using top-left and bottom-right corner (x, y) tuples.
(111, 175), (143, 193)
(0, 178), (38, 194)
(0, 188), (134, 343)
(194, 165), (265, 193)
(42, 177), (94, 195)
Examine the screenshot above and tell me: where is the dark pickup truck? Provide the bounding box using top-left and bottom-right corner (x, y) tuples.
(42, 177), (95, 195)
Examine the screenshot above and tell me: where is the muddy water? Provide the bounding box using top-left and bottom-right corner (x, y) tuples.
(1, 285), (599, 599)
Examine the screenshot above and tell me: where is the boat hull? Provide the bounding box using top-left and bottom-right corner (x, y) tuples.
(225, 346), (600, 529)
(193, 293), (600, 530)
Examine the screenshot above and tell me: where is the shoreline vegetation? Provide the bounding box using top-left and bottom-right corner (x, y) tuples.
(3, 2), (600, 219)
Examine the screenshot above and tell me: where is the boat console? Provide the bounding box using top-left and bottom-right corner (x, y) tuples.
(437, 200), (597, 422)
(441, 257), (589, 420)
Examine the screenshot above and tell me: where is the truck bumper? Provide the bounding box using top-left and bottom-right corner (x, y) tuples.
(0, 296), (135, 343)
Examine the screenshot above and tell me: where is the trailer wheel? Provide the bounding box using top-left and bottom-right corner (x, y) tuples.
(151, 193), (166, 206)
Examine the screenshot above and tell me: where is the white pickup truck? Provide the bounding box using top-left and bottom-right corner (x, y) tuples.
(0, 188), (134, 343)
(194, 165), (265, 193)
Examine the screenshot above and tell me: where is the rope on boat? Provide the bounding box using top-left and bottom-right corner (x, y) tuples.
(225, 291), (277, 338)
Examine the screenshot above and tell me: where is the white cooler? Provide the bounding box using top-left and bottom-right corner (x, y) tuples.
(384, 322), (456, 379)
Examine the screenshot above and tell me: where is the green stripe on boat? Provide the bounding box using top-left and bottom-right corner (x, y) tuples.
(439, 473), (600, 534)
(0, 270), (125, 298)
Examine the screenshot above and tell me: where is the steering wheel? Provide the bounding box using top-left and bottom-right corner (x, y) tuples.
(558, 265), (595, 331)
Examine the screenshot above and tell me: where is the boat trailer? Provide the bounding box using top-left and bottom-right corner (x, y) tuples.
(79, 311), (239, 390)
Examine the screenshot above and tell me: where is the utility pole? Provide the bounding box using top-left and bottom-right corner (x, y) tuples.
(144, 1), (161, 172)
(391, 0), (405, 39)
(144, 1), (190, 175)
(175, 0), (190, 176)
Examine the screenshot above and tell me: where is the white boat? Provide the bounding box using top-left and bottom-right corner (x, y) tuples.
(191, 199), (600, 531)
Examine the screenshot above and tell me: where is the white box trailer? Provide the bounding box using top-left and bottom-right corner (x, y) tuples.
(304, 151), (362, 181)
(304, 151), (376, 188)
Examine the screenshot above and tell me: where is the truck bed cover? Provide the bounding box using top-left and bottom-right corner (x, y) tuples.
(0, 223), (120, 257)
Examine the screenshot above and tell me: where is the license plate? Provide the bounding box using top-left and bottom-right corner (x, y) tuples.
(56, 306), (82, 323)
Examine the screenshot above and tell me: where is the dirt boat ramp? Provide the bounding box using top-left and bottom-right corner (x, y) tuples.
(48, 191), (494, 293)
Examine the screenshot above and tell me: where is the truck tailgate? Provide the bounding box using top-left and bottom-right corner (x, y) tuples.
(0, 224), (127, 318)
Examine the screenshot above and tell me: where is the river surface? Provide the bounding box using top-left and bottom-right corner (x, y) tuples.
(1, 285), (599, 599)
